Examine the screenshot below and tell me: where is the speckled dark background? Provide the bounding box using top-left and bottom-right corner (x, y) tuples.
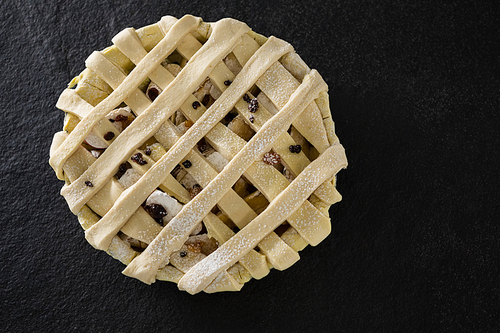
(1, 0), (499, 332)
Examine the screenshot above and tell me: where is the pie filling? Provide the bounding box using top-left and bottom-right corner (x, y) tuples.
(50, 15), (347, 294)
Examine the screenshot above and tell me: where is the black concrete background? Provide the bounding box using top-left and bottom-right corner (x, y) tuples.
(1, 0), (499, 332)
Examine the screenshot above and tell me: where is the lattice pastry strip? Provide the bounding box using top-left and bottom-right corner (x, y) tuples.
(148, 120), (297, 272)
(50, 16), (203, 180)
(49, 15), (347, 293)
(56, 89), (190, 204)
(179, 143), (346, 294)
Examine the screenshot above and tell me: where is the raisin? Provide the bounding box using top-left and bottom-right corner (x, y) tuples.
(263, 152), (281, 166)
(115, 163), (129, 179)
(103, 131), (115, 141)
(144, 203), (168, 219)
(131, 153), (147, 165)
(248, 98), (259, 113)
(289, 145), (302, 153)
(190, 184), (202, 199)
(147, 87), (160, 101)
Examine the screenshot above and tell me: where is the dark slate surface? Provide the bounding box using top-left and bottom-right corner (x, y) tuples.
(1, 0), (499, 331)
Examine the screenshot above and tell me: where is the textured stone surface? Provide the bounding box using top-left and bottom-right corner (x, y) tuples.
(1, 0), (499, 331)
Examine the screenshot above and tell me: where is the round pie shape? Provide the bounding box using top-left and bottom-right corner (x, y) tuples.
(49, 15), (347, 294)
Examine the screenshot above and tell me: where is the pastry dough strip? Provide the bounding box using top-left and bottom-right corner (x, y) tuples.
(84, 36), (293, 251)
(59, 18), (249, 213)
(178, 143), (347, 294)
(83, 44), (260, 227)
(111, 20), (335, 218)
(232, 35), (342, 204)
(122, 70), (327, 284)
(49, 15), (201, 179)
(179, 88), (332, 246)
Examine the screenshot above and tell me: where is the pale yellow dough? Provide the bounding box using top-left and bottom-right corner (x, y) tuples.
(49, 14), (347, 293)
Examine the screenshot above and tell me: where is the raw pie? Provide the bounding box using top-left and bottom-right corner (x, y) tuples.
(49, 15), (347, 294)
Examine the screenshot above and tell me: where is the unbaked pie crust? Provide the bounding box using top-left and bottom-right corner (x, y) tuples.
(49, 15), (347, 294)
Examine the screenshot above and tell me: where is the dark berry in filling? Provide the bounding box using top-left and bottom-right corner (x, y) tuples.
(103, 131), (115, 141)
(289, 145), (302, 153)
(248, 98), (259, 113)
(147, 87), (160, 101)
(182, 160), (192, 168)
(192, 101), (201, 109)
(180, 251), (187, 257)
(85, 181), (93, 187)
(263, 152), (281, 166)
(144, 203), (168, 220)
(115, 163), (129, 179)
(131, 153), (147, 165)
(249, 115), (255, 123)
(144, 148), (152, 156)
(224, 80), (232, 86)
(243, 94), (251, 102)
